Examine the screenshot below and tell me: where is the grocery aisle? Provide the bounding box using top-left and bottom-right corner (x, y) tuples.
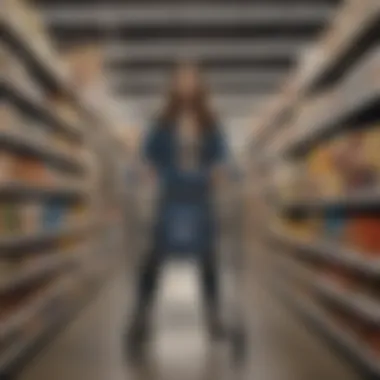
(18, 253), (360, 380)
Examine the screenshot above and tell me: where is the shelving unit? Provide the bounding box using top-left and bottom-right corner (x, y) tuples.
(0, 1), (127, 378)
(272, 279), (380, 379)
(250, 0), (380, 378)
(270, 227), (380, 277)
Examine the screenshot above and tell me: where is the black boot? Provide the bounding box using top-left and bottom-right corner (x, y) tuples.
(206, 311), (226, 341)
(124, 316), (149, 363)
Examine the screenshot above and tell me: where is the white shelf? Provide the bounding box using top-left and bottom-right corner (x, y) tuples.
(274, 281), (380, 377)
(1, 18), (113, 134)
(285, 47), (380, 156)
(0, 14), (72, 97)
(0, 275), (72, 343)
(0, 130), (85, 174)
(0, 250), (81, 293)
(294, 0), (380, 94)
(0, 181), (87, 201)
(283, 188), (380, 211)
(315, 279), (380, 325)
(4, 80), (83, 142)
(271, 228), (380, 276)
(274, 243), (380, 326)
(0, 221), (92, 254)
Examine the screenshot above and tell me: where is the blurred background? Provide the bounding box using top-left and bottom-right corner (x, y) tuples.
(1, 0), (380, 379)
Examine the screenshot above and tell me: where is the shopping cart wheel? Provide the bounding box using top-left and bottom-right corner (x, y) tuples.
(231, 325), (248, 365)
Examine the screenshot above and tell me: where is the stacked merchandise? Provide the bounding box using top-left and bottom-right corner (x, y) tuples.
(0, 1), (126, 376)
(251, 0), (380, 377)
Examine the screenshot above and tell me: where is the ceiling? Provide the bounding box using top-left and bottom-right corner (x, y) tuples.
(34, 0), (342, 149)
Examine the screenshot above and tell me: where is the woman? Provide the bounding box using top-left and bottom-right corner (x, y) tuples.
(127, 62), (228, 357)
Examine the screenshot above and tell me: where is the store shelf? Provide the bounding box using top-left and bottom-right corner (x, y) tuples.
(274, 248), (380, 329)
(0, 264), (108, 378)
(271, 228), (380, 277)
(0, 276), (72, 343)
(0, 181), (87, 201)
(283, 188), (380, 213)
(294, 0), (380, 94)
(0, 251), (82, 293)
(315, 280), (380, 326)
(272, 280), (380, 379)
(0, 221), (93, 255)
(0, 16), (73, 102)
(0, 19), (110, 133)
(285, 48), (380, 157)
(0, 131), (85, 174)
(3, 79), (82, 142)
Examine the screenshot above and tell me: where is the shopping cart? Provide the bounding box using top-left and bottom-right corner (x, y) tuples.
(214, 177), (248, 365)
(131, 172), (248, 365)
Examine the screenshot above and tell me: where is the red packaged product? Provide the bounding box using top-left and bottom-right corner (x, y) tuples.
(347, 217), (380, 257)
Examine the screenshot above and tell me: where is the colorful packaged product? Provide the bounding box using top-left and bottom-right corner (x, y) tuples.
(346, 217), (380, 257)
(42, 200), (67, 230)
(0, 202), (22, 236)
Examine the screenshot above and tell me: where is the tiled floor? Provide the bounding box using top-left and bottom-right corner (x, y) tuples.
(18, 260), (361, 380)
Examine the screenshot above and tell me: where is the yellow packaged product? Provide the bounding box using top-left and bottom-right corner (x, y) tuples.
(307, 143), (342, 198)
(362, 127), (380, 175)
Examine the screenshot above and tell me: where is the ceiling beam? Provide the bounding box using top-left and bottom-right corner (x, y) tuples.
(41, 4), (333, 27)
(108, 70), (286, 94)
(105, 39), (307, 61)
(121, 94), (269, 117)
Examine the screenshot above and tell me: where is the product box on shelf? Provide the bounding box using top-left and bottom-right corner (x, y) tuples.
(42, 200), (68, 231)
(362, 126), (380, 182)
(12, 157), (53, 185)
(346, 216), (380, 257)
(306, 142), (344, 198)
(0, 201), (22, 236)
(333, 131), (378, 194)
(322, 207), (348, 243)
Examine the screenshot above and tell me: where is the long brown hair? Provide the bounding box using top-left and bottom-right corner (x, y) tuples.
(158, 62), (216, 133)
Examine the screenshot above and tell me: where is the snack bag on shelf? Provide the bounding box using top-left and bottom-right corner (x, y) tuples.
(285, 218), (321, 241)
(68, 202), (87, 224)
(362, 126), (380, 184)
(0, 201), (22, 236)
(322, 207), (347, 243)
(42, 200), (67, 230)
(307, 143), (342, 198)
(346, 217), (380, 257)
(333, 131), (376, 193)
(12, 158), (48, 185)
